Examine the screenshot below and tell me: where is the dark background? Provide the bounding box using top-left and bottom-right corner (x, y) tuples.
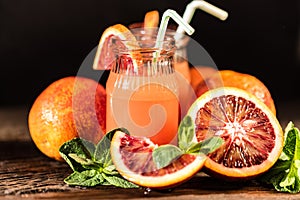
(0, 0), (299, 108)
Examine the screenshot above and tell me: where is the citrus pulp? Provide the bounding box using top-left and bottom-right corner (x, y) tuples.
(188, 87), (283, 180)
(110, 130), (206, 189)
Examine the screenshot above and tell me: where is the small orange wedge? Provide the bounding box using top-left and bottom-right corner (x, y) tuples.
(111, 130), (206, 189)
(144, 10), (159, 28)
(92, 24), (139, 70)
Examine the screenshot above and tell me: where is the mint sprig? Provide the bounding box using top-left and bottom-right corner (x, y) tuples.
(260, 121), (300, 193)
(152, 115), (224, 169)
(59, 128), (138, 188)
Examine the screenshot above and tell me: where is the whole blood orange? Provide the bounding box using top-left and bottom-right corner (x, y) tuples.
(195, 70), (277, 115)
(189, 66), (216, 93)
(110, 130), (206, 189)
(28, 76), (106, 161)
(188, 87), (283, 180)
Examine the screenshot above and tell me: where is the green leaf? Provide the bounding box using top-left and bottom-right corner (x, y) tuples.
(178, 115), (195, 151)
(102, 174), (139, 188)
(68, 153), (102, 170)
(104, 165), (116, 172)
(64, 170), (104, 187)
(284, 121), (295, 142)
(282, 125), (297, 160)
(153, 145), (183, 169)
(68, 153), (95, 165)
(260, 160), (291, 184)
(295, 160), (300, 168)
(260, 121), (300, 193)
(103, 165), (119, 175)
(277, 165), (300, 193)
(151, 115), (223, 170)
(279, 151), (290, 161)
(186, 137), (223, 155)
(59, 138), (95, 172)
(187, 136), (224, 155)
(94, 128), (129, 167)
(58, 128), (136, 188)
(280, 171), (296, 187)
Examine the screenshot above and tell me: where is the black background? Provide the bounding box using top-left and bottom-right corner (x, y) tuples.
(0, 0), (299, 108)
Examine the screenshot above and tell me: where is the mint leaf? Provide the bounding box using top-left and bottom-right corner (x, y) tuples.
(68, 153), (95, 166)
(64, 170), (104, 187)
(94, 128), (129, 166)
(102, 174), (139, 188)
(178, 115), (195, 151)
(59, 128), (138, 188)
(59, 138), (95, 171)
(153, 145), (183, 169)
(260, 160), (290, 185)
(260, 121), (300, 193)
(280, 167), (297, 187)
(103, 165), (119, 175)
(282, 122), (297, 159)
(152, 115), (224, 169)
(68, 153), (102, 170)
(187, 136), (224, 154)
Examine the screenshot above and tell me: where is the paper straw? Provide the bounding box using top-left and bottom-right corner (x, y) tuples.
(155, 9), (195, 49)
(176, 0), (228, 38)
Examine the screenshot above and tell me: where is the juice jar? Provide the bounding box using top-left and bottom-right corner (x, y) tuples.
(106, 28), (179, 145)
(173, 34), (196, 119)
(128, 23), (195, 120)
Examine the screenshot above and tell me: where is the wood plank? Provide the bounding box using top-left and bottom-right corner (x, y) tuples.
(1, 141), (299, 199)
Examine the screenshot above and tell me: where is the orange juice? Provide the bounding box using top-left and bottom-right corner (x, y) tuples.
(106, 72), (179, 145)
(105, 29), (179, 145)
(128, 24), (195, 120)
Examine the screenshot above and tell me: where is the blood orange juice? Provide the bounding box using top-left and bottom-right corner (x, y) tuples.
(106, 72), (179, 145)
(128, 24), (195, 120)
(105, 29), (179, 145)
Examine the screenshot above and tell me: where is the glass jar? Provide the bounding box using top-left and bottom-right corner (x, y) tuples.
(106, 28), (179, 145)
(129, 23), (196, 120)
(173, 34), (196, 119)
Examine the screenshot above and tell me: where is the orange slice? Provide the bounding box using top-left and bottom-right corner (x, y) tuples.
(187, 87), (284, 180)
(144, 10), (159, 28)
(110, 130), (206, 189)
(92, 24), (139, 70)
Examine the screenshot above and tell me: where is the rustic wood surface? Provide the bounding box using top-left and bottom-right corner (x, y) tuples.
(1, 103), (300, 199)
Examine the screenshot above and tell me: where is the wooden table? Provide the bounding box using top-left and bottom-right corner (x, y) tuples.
(1, 103), (300, 199)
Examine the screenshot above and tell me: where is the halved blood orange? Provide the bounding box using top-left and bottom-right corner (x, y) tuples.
(92, 24), (139, 70)
(110, 130), (206, 189)
(187, 87), (283, 180)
